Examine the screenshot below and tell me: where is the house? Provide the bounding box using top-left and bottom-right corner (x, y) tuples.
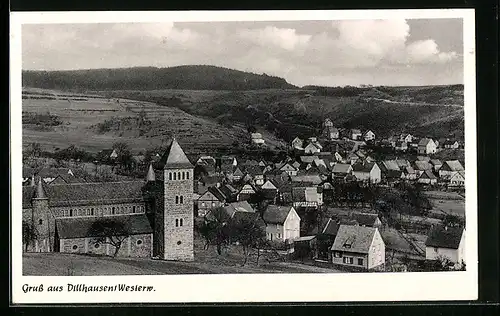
(425, 226), (465, 266)
(400, 133), (414, 143)
(331, 225), (385, 270)
(401, 166), (417, 180)
(443, 140), (460, 149)
(291, 169), (323, 185)
(196, 155), (217, 166)
(291, 137), (304, 150)
(47, 174), (86, 185)
(23, 167), (76, 185)
(325, 127), (340, 140)
(260, 179), (279, 200)
(278, 162), (298, 176)
(350, 129), (362, 140)
(394, 141), (408, 151)
(413, 160), (433, 177)
(430, 159), (443, 172)
(304, 140), (323, 154)
(244, 165), (265, 186)
(110, 149), (119, 160)
(299, 155), (319, 165)
(262, 206), (301, 242)
(352, 162), (381, 184)
(223, 201), (255, 218)
(351, 213), (383, 228)
(197, 186), (227, 217)
(417, 170), (438, 185)
(219, 184), (238, 203)
(250, 133), (265, 145)
(417, 138), (437, 155)
(231, 167), (245, 181)
(439, 160), (465, 178)
(441, 171), (465, 187)
(332, 163), (353, 182)
(363, 130), (375, 142)
(236, 183), (257, 201)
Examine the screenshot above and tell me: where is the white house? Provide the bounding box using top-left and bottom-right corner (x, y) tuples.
(251, 133), (265, 145)
(417, 170), (438, 185)
(331, 225), (385, 270)
(262, 206), (301, 242)
(400, 133), (413, 143)
(291, 137), (304, 150)
(351, 129), (362, 141)
(304, 141), (322, 154)
(425, 226), (466, 267)
(439, 160), (465, 178)
(279, 162), (298, 176)
(364, 130), (375, 142)
(352, 162), (381, 184)
(417, 138), (437, 155)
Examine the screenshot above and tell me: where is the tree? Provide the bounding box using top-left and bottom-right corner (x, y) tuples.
(112, 142), (133, 172)
(443, 214), (465, 228)
(22, 220), (38, 252)
(229, 217), (266, 266)
(87, 218), (130, 257)
(202, 207), (231, 255)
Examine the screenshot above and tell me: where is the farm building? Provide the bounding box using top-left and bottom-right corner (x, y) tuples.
(262, 205), (301, 242)
(425, 226), (465, 266)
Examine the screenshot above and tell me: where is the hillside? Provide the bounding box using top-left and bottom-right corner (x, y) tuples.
(22, 65), (297, 91)
(101, 85), (465, 142)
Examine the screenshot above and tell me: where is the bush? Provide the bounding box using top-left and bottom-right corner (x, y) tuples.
(22, 112), (62, 126)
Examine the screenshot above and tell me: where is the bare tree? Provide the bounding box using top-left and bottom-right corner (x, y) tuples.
(201, 207), (231, 255)
(22, 220), (38, 252)
(230, 217), (266, 266)
(88, 218), (130, 257)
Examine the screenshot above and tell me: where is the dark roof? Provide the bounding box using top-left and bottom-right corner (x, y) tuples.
(322, 218), (340, 236)
(425, 226), (464, 249)
(263, 205), (294, 224)
(159, 138), (193, 170)
(352, 162), (377, 173)
(23, 167), (73, 178)
(414, 161), (433, 171)
(56, 213), (153, 239)
(441, 160), (464, 172)
(352, 213), (380, 227)
(331, 225), (378, 254)
(224, 201), (254, 217)
(23, 181), (146, 208)
(207, 186), (227, 202)
(420, 169), (437, 179)
(231, 211), (260, 223)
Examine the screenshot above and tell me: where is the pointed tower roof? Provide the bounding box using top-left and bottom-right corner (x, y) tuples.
(34, 178), (47, 199)
(161, 138), (193, 169)
(146, 164), (156, 182)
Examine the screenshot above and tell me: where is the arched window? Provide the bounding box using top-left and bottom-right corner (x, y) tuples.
(112, 207), (115, 215)
(186, 172), (189, 179)
(175, 219), (179, 227)
(178, 172), (181, 180)
(169, 172), (172, 180)
(180, 196), (183, 204)
(132, 206), (136, 213)
(91, 208), (95, 216)
(175, 196), (179, 204)
(69, 209), (73, 216)
(38, 219), (43, 225)
(173, 172), (176, 180)
(180, 218), (183, 226)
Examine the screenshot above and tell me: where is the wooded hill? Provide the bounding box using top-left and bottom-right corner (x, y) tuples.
(22, 65), (297, 91)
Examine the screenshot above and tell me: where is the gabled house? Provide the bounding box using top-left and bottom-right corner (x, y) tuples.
(443, 140), (460, 149)
(223, 201), (255, 218)
(350, 129), (362, 141)
(197, 186), (227, 217)
(400, 133), (414, 143)
(417, 170), (438, 185)
(394, 141), (408, 151)
(352, 162), (381, 184)
(236, 183), (257, 201)
(262, 206), (301, 242)
(331, 225), (385, 270)
(401, 166), (417, 180)
(425, 226), (465, 266)
(417, 138), (437, 155)
(304, 141), (323, 154)
(219, 184), (238, 203)
(363, 130), (375, 142)
(278, 162), (298, 176)
(332, 163), (353, 182)
(439, 160), (465, 178)
(413, 160), (434, 177)
(291, 169), (323, 185)
(231, 167), (245, 181)
(291, 137), (304, 150)
(244, 165), (265, 186)
(250, 133), (265, 145)
(430, 159), (443, 172)
(441, 170), (465, 187)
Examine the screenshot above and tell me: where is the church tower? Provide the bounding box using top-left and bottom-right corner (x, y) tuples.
(160, 138), (194, 261)
(31, 178), (52, 252)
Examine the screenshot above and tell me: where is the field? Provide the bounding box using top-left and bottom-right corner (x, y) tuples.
(21, 89), (249, 153)
(23, 238), (341, 275)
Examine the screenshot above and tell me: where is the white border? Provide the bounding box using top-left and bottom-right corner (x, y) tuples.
(10, 9), (477, 304)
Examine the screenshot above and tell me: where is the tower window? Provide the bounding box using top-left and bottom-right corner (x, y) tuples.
(69, 209), (73, 216)
(173, 173), (176, 180)
(175, 219), (179, 227)
(186, 172), (189, 179)
(178, 172), (181, 180)
(132, 206), (136, 213)
(180, 196), (184, 204)
(136, 239), (143, 246)
(112, 207), (115, 215)
(38, 219), (43, 225)
(169, 172), (172, 180)
(180, 218), (183, 226)
(175, 196), (179, 204)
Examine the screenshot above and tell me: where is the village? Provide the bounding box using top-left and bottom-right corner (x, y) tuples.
(22, 116), (466, 274)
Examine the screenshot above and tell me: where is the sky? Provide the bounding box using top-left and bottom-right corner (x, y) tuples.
(21, 19), (464, 87)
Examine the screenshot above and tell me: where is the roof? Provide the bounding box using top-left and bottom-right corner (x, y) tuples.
(23, 167), (73, 178)
(22, 181), (146, 208)
(382, 160), (400, 171)
(332, 163), (352, 174)
(231, 211), (260, 223)
(425, 226), (464, 249)
(34, 178), (47, 199)
(55, 213), (153, 239)
(331, 225), (378, 254)
(420, 169), (437, 179)
(251, 133), (263, 139)
(352, 213), (380, 227)
(351, 129), (361, 134)
(146, 164), (156, 182)
(322, 218), (340, 236)
(160, 138), (193, 169)
(414, 161), (433, 171)
(263, 205), (293, 224)
(207, 186), (227, 202)
(300, 156), (318, 164)
(441, 160), (464, 172)
(224, 201), (254, 217)
(352, 162), (377, 173)
(48, 174), (86, 185)
(418, 138), (434, 146)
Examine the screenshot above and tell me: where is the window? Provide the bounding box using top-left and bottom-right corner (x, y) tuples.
(38, 219), (43, 225)
(132, 206), (136, 213)
(212, 202), (215, 207)
(357, 258), (364, 266)
(72, 245), (78, 250)
(178, 172), (181, 180)
(334, 251), (342, 258)
(112, 207), (115, 215)
(169, 172), (172, 180)
(173, 173), (176, 180)
(69, 209), (73, 216)
(175, 219), (179, 227)
(94, 243), (100, 249)
(201, 202), (206, 207)
(136, 239), (143, 246)
(343, 257), (354, 264)
(180, 196), (184, 204)
(180, 218), (183, 226)
(182, 172), (185, 180)
(277, 233), (281, 239)
(186, 172), (189, 179)
(177, 241), (182, 245)
(175, 196), (179, 204)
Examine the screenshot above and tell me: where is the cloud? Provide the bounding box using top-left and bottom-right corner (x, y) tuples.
(406, 39), (458, 64)
(239, 26), (311, 51)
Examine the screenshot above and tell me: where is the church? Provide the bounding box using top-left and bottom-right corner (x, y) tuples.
(22, 138), (195, 261)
